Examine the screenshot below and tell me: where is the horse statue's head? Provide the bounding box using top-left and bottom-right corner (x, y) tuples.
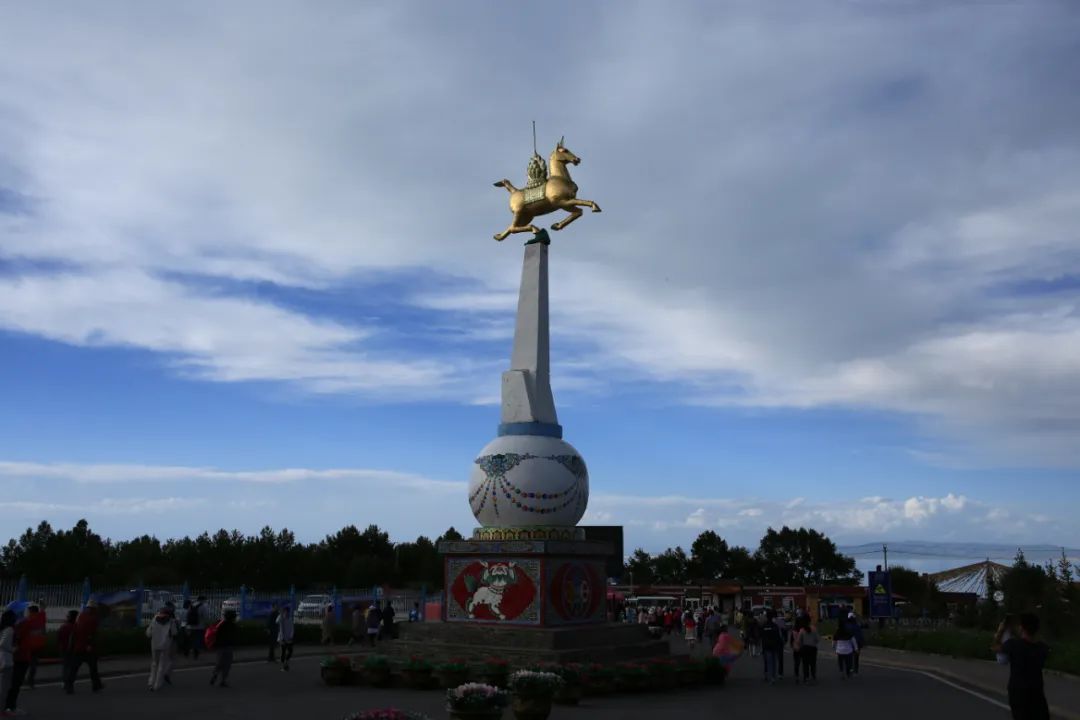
(552, 136), (580, 166)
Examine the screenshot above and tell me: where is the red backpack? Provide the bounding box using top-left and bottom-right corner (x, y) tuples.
(204, 620), (223, 650)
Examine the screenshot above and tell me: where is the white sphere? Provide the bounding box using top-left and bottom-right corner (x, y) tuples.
(469, 434), (589, 527)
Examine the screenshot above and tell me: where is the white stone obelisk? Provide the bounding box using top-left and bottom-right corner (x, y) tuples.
(499, 235), (560, 436)
(468, 231), (589, 528)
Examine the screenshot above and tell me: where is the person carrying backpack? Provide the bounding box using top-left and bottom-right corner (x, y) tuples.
(760, 610), (783, 684)
(209, 610), (238, 688)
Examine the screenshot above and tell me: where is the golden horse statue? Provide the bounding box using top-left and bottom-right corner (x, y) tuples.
(492, 137), (601, 241)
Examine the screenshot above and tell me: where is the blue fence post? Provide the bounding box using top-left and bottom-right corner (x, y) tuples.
(181, 581), (190, 605)
(135, 579), (144, 627)
(333, 586), (342, 624)
(81, 577), (92, 608)
(16, 575), (27, 603)
(289, 584), (296, 612)
(240, 585), (248, 621)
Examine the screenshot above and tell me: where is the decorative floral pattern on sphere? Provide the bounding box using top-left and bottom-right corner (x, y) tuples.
(469, 435), (589, 527)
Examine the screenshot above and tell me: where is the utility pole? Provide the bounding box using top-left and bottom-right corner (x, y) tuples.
(883, 543), (888, 572)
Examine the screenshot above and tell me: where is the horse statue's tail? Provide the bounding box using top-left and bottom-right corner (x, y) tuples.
(493, 179), (519, 193)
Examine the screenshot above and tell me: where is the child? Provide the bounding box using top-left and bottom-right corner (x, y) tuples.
(684, 609), (697, 647)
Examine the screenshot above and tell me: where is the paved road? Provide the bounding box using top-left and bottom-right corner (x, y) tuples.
(18, 646), (1011, 720)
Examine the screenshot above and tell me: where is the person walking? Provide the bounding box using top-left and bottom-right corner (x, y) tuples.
(833, 619), (858, 679)
(774, 611), (789, 678)
(320, 604), (335, 645)
(348, 604), (363, 646)
(66, 600), (104, 694)
(798, 618), (820, 684)
(209, 609), (238, 688)
(56, 610), (78, 691)
(277, 605), (295, 672)
(187, 596), (209, 660)
(162, 602), (179, 686)
(22, 602), (45, 691)
(760, 611), (782, 684)
(266, 603), (279, 661)
(745, 613), (762, 658)
(6, 604), (41, 714)
(789, 615), (803, 684)
(683, 608), (697, 647)
(847, 613), (865, 675)
(146, 606), (176, 691)
(712, 622), (742, 676)
(409, 602), (421, 623)
(382, 600), (396, 640)
(993, 613), (1050, 720)
(0, 610), (15, 717)
(366, 601), (382, 648)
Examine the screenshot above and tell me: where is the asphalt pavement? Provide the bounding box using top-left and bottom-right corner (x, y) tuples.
(16, 644), (1012, 720)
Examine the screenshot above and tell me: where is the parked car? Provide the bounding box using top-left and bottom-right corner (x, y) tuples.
(296, 594), (332, 619)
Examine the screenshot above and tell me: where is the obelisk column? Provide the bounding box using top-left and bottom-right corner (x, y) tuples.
(499, 231), (561, 438)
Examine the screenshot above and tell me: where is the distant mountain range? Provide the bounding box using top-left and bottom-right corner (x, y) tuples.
(837, 541), (1080, 576)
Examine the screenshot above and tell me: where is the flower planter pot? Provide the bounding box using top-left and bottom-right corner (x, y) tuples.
(367, 667), (393, 688)
(321, 666), (349, 686)
(553, 682), (582, 706)
(583, 677), (614, 696)
(482, 671), (509, 689)
(511, 695), (553, 720)
(440, 669), (470, 689)
(403, 668), (434, 689)
(447, 707), (505, 720)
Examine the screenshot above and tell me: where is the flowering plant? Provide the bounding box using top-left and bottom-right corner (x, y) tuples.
(438, 658), (469, 673)
(364, 654), (391, 670)
(582, 662), (614, 680)
(445, 683), (508, 711)
(508, 670), (563, 698)
(403, 655), (433, 672)
(481, 657), (509, 673)
(342, 711), (430, 720)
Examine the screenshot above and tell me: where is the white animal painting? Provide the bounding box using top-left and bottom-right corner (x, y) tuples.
(464, 561), (519, 620)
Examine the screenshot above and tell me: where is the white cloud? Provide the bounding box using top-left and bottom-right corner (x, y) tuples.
(0, 3), (1078, 467)
(0, 460), (463, 493)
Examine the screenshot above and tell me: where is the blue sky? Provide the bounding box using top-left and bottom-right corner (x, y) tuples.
(1, 2), (1079, 562)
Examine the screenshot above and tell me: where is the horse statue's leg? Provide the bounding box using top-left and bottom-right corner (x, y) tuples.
(495, 211), (540, 241)
(552, 208), (583, 232)
(569, 198), (602, 213)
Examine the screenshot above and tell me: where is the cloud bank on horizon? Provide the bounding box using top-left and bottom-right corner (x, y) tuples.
(1, 3), (1079, 551)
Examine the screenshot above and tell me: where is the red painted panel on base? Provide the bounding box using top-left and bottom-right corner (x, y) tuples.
(549, 560), (603, 622)
(449, 560), (539, 622)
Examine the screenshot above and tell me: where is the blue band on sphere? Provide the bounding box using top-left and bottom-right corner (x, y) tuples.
(497, 422), (563, 439)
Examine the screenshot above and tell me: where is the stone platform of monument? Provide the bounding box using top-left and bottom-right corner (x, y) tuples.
(391, 230), (668, 664)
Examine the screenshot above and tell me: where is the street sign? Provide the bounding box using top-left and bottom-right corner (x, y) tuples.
(868, 570), (893, 619)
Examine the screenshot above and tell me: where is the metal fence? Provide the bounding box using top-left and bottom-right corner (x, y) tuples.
(1, 576), (432, 627)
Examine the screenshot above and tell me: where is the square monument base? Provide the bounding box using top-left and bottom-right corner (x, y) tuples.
(439, 537), (611, 627)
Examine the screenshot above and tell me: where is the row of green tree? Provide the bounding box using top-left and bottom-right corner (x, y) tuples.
(624, 527), (863, 586)
(0, 519), (464, 590)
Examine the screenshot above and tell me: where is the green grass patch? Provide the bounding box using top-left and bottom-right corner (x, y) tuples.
(871, 629), (1080, 676)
